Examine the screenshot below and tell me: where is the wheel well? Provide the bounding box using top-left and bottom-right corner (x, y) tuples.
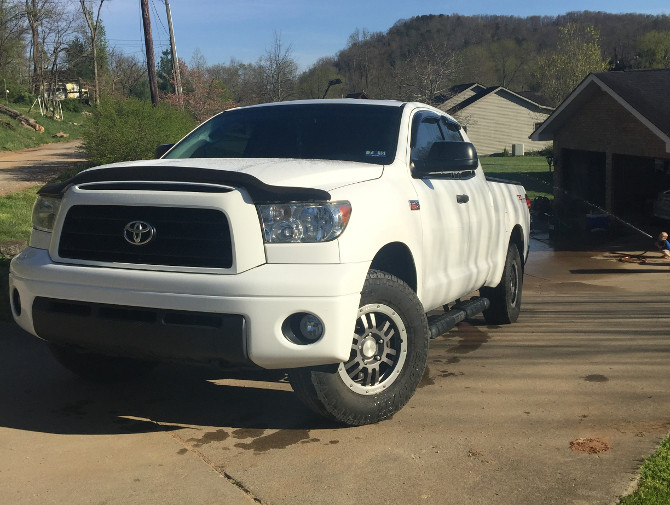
(369, 243), (417, 292)
(510, 225), (525, 264)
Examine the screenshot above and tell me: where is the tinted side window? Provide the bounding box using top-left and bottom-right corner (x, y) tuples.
(441, 117), (464, 142)
(411, 112), (463, 162)
(411, 113), (444, 162)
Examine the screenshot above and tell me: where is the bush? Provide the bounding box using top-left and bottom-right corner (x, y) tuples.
(11, 90), (35, 105)
(527, 145), (554, 158)
(60, 99), (85, 113)
(81, 97), (197, 166)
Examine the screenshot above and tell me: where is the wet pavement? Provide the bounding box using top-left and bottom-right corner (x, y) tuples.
(1, 238), (670, 505)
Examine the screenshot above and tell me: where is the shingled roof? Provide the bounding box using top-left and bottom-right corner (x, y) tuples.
(531, 69), (670, 149)
(596, 69), (670, 137)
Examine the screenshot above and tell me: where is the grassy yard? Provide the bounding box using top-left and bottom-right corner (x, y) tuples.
(0, 102), (85, 151)
(480, 155), (554, 200)
(619, 438), (670, 504)
(0, 186), (38, 321)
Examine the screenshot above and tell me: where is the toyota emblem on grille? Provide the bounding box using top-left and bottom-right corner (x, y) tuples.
(123, 220), (155, 245)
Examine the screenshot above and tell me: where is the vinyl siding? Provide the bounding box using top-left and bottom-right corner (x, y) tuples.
(440, 89), (480, 114)
(452, 90), (552, 156)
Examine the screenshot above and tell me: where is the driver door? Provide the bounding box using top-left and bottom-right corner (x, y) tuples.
(409, 110), (476, 310)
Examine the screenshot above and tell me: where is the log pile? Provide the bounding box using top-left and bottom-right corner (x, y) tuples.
(0, 104), (44, 132)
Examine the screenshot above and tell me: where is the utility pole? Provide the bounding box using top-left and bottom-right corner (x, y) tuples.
(140, 0), (159, 105)
(164, 0), (182, 102)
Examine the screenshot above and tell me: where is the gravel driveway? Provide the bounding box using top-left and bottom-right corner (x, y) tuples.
(0, 140), (86, 196)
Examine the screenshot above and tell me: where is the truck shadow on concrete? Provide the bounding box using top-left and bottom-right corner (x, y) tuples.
(0, 324), (336, 435)
(1, 319), (498, 436)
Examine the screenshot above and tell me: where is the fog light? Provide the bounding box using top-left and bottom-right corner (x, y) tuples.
(11, 288), (21, 317)
(282, 312), (325, 345)
(299, 314), (324, 341)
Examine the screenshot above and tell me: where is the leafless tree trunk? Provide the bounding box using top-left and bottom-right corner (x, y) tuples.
(393, 42), (459, 104)
(261, 32), (297, 102)
(25, 0), (42, 95)
(78, 0), (104, 105)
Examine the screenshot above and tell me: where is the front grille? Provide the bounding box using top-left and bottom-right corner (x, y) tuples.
(59, 205), (233, 268)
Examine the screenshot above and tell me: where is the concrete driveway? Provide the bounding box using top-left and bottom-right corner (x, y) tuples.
(1, 240), (669, 505)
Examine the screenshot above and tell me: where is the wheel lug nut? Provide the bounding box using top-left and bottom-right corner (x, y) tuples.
(375, 355), (380, 360)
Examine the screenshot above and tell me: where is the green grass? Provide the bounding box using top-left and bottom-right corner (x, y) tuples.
(0, 186), (38, 243)
(0, 187), (38, 322)
(0, 102), (85, 151)
(480, 155), (554, 201)
(619, 438), (670, 504)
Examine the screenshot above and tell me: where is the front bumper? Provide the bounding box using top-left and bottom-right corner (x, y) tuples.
(10, 248), (368, 369)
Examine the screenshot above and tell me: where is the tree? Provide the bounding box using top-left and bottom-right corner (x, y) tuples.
(107, 48), (144, 97)
(489, 39), (531, 89)
(163, 60), (236, 122)
(393, 42), (459, 103)
(42, 4), (76, 115)
(0, 0), (28, 85)
(295, 57), (342, 99)
(536, 23), (609, 106)
(78, 0), (104, 105)
(157, 48), (173, 93)
(25, 0), (45, 95)
(636, 31), (670, 68)
(24, 0), (79, 102)
(259, 31), (297, 102)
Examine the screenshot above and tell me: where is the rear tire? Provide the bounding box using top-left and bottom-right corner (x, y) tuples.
(49, 344), (156, 382)
(289, 270), (429, 426)
(481, 242), (523, 324)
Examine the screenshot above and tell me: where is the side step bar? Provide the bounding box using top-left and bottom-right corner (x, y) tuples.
(428, 297), (490, 339)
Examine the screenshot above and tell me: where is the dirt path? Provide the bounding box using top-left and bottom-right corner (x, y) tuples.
(0, 141), (86, 196)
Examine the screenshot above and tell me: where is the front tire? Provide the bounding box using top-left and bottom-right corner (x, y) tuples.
(289, 270), (429, 426)
(480, 242), (523, 324)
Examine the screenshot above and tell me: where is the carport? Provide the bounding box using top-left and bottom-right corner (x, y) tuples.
(531, 69), (670, 223)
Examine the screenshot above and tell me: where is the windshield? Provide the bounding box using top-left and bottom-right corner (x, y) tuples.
(164, 103), (402, 165)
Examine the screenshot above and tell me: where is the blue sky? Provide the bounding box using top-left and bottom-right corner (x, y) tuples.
(101, 0), (670, 71)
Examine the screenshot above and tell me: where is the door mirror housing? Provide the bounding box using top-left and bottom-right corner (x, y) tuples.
(154, 143), (175, 159)
(413, 141), (478, 177)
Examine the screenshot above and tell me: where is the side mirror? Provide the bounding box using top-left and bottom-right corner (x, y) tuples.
(413, 141), (478, 176)
(154, 143), (175, 159)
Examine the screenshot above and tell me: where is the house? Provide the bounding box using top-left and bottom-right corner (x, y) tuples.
(438, 83), (554, 156)
(530, 69), (670, 220)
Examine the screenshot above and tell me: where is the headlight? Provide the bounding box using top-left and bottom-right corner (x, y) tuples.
(257, 201), (352, 243)
(32, 196), (62, 232)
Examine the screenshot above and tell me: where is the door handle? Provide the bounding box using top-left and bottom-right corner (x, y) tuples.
(457, 194), (469, 204)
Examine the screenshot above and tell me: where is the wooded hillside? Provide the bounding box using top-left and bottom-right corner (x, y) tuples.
(304, 11), (670, 105)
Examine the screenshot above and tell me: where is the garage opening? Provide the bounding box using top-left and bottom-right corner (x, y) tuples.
(612, 154), (670, 220)
(561, 149), (606, 208)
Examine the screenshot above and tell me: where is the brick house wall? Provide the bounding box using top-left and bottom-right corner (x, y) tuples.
(553, 89), (670, 214)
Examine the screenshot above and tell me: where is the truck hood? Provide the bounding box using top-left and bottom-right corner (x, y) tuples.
(84, 158), (385, 192)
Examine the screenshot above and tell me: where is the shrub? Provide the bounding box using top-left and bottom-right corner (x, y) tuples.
(81, 97), (197, 166)
(11, 90), (35, 105)
(60, 99), (85, 113)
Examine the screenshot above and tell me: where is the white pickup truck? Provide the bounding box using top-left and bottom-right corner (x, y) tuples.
(9, 99), (529, 426)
